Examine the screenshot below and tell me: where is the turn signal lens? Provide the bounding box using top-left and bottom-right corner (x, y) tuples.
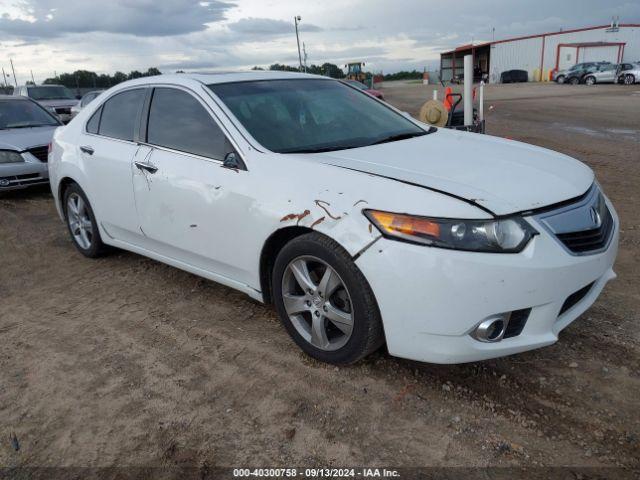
(364, 209), (537, 253)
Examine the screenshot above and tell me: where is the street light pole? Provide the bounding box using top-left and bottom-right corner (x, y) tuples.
(10, 58), (18, 87)
(294, 15), (303, 72)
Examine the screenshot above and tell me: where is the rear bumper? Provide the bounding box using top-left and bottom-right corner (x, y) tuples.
(0, 161), (49, 191)
(355, 206), (619, 364)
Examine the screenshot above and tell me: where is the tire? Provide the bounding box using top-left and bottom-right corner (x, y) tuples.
(569, 77), (580, 85)
(272, 232), (384, 364)
(585, 76), (596, 86)
(556, 75), (565, 84)
(62, 183), (107, 258)
(624, 74), (635, 85)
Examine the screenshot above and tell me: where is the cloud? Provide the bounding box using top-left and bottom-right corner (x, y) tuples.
(228, 17), (322, 35)
(0, 0), (235, 39)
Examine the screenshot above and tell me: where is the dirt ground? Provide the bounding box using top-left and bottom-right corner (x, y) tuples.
(1, 81), (639, 476)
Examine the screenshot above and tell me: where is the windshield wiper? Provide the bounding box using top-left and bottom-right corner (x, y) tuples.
(6, 124), (54, 129)
(368, 131), (429, 146)
(280, 144), (362, 154)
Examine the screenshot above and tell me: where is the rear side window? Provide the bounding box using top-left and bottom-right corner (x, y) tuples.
(86, 106), (101, 134)
(98, 89), (146, 141)
(146, 87), (229, 160)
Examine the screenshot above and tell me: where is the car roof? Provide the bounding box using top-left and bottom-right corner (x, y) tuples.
(0, 94), (31, 101)
(117, 71), (329, 89)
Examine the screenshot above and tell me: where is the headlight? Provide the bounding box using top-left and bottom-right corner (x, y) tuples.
(0, 150), (25, 164)
(364, 210), (537, 253)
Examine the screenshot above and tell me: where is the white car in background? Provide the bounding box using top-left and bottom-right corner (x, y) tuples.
(14, 84), (79, 123)
(48, 72), (618, 365)
(70, 90), (104, 119)
(617, 64), (640, 84)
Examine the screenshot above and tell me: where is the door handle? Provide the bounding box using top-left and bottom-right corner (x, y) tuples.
(134, 161), (158, 174)
(80, 145), (94, 155)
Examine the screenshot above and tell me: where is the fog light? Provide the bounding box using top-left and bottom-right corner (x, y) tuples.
(0, 178), (10, 187)
(473, 315), (508, 342)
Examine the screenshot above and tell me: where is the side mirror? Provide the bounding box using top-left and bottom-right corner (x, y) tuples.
(223, 152), (240, 169)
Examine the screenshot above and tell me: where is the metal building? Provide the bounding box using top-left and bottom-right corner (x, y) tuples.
(440, 22), (640, 83)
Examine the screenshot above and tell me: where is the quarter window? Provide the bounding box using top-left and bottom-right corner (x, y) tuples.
(86, 106), (101, 134)
(98, 89), (146, 141)
(146, 87), (230, 160)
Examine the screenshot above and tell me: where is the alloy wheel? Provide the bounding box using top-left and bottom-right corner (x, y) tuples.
(281, 256), (354, 351)
(625, 74), (635, 85)
(585, 76), (595, 86)
(67, 193), (93, 250)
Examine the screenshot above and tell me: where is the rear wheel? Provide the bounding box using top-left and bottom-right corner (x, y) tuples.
(624, 74), (635, 85)
(63, 183), (106, 258)
(272, 233), (384, 364)
(585, 75), (596, 86)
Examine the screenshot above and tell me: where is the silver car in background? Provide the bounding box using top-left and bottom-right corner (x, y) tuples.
(617, 63), (640, 85)
(584, 63), (637, 85)
(14, 84), (79, 123)
(0, 95), (62, 190)
(70, 90), (104, 119)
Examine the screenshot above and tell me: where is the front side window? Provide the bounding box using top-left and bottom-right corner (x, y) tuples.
(146, 88), (230, 160)
(98, 89), (146, 141)
(208, 79), (426, 153)
(27, 86), (75, 101)
(0, 99), (60, 130)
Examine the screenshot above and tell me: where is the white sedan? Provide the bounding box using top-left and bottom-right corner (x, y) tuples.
(48, 72), (618, 365)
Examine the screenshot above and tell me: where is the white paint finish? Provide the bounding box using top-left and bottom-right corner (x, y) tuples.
(356, 206), (619, 363)
(48, 72), (619, 364)
(490, 36), (543, 82)
(581, 45), (620, 63)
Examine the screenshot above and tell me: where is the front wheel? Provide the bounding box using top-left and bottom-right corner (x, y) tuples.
(569, 77), (580, 85)
(624, 74), (635, 85)
(556, 75), (565, 84)
(585, 76), (596, 86)
(272, 233), (384, 364)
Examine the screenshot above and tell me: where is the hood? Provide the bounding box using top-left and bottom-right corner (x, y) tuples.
(36, 99), (79, 108)
(313, 128), (594, 216)
(0, 125), (59, 151)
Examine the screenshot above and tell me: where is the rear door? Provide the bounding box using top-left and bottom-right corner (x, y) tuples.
(81, 87), (148, 243)
(132, 86), (251, 282)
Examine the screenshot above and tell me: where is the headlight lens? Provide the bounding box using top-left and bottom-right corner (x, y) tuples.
(364, 210), (537, 253)
(0, 150), (25, 164)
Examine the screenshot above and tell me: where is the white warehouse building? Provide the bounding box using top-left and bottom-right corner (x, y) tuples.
(440, 22), (640, 83)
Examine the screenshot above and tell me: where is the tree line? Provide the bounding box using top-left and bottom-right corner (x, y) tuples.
(43, 68), (162, 89)
(253, 63), (345, 79)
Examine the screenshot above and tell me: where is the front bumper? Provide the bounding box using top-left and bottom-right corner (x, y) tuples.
(0, 157), (49, 191)
(356, 206), (619, 364)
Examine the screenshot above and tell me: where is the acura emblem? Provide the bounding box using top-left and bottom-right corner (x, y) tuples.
(590, 206), (602, 228)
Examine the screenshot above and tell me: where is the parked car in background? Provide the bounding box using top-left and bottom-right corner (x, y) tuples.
(342, 79), (384, 100)
(617, 63), (640, 84)
(49, 72), (618, 365)
(14, 84), (79, 123)
(0, 95), (62, 190)
(583, 63), (632, 85)
(564, 62), (612, 85)
(500, 69), (528, 83)
(554, 62), (599, 84)
(70, 90), (104, 119)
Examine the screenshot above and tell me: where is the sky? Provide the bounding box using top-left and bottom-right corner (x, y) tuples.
(0, 0), (638, 83)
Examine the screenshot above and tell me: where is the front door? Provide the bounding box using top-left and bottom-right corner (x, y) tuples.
(132, 86), (252, 283)
(81, 88), (147, 242)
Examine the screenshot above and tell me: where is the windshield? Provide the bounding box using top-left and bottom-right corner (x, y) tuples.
(345, 80), (368, 90)
(208, 79), (427, 153)
(27, 86), (76, 101)
(0, 99), (60, 129)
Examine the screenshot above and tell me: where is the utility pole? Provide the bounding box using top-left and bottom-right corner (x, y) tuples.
(294, 15), (303, 72)
(2, 68), (7, 87)
(30, 70), (35, 84)
(303, 42), (308, 73)
(10, 58), (18, 87)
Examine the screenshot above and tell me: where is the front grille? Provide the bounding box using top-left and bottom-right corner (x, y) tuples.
(559, 282), (594, 316)
(55, 107), (71, 115)
(556, 208), (613, 254)
(504, 309), (530, 338)
(0, 173), (48, 187)
(27, 145), (49, 163)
